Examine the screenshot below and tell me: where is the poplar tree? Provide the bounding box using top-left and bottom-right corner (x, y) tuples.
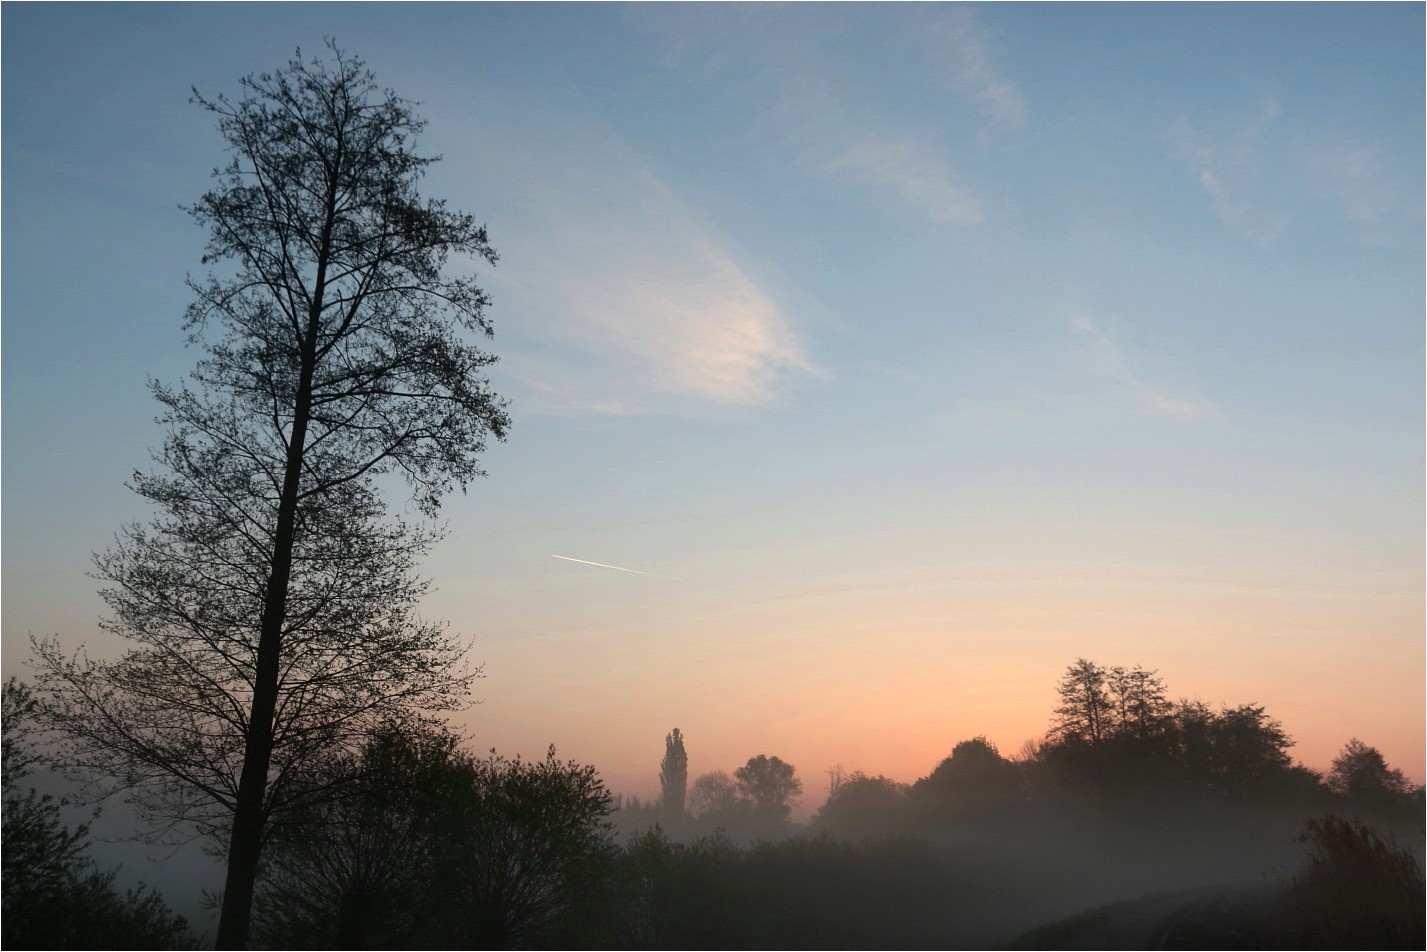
(34, 43), (509, 948)
(660, 728), (688, 821)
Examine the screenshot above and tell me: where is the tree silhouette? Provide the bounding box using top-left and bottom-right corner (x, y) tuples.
(687, 770), (745, 823)
(33, 42), (507, 948)
(430, 746), (617, 947)
(256, 724), (467, 948)
(256, 729), (616, 948)
(734, 755), (802, 825)
(1051, 658), (1112, 745)
(911, 737), (1021, 821)
(2, 681), (191, 949)
(1205, 703), (1293, 796)
(1327, 739), (1415, 804)
(816, 769), (908, 836)
(1105, 665), (1172, 739)
(661, 728), (688, 823)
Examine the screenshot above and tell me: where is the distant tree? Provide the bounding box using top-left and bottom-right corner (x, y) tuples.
(816, 769), (908, 836)
(660, 728), (688, 822)
(2, 680), (191, 950)
(911, 737), (1022, 820)
(1051, 658), (1112, 745)
(1105, 665), (1172, 738)
(1327, 739), (1415, 804)
(1207, 703), (1293, 796)
(1168, 698), (1216, 782)
(734, 755), (802, 825)
(1038, 661), (1310, 805)
(687, 771), (745, 822)
(31, 42), (507, 947)
(607, 792), (664, 840)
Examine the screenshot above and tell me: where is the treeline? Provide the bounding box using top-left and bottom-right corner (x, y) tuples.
(4, 661), (1421, 949)
(617, 658), (1420, 844)
(811, 658), (1419, 838)
(609, 658), (1423, 947)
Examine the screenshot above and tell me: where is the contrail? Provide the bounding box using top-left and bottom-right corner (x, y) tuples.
(552, 554), (667, 578)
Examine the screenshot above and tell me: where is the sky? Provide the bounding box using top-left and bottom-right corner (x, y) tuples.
(3, 0), (1423, 849)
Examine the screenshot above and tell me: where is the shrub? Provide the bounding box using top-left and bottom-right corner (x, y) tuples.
(1282, 815), (1425, 949)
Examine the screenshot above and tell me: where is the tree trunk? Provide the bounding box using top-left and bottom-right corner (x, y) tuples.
(213, 380), (313, 948)
(215, 227), (332, 948)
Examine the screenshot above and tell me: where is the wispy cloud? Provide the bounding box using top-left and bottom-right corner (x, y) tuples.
(827, 139), (982, 224)
(1167, 94), (1417, 247)
(448, 113), (813, 416)
(1301, 139), (1416, 244)
(633, 6), (1024, 226)
(554, 226), (811, 407)
(1069, 315), (1205, 420)
(922, 7), (1026, 139)
(1167, 94), (1286, 242)
(1311, 145), (1394, 222)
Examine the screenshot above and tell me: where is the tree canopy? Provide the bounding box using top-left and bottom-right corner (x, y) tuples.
(734, 755), (803, 825)
(256, 726), (616, 948)
(1328, 739), (1415, 804)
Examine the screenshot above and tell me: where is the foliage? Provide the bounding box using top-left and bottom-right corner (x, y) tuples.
(660, 728), (688, 822)
(686, 770), (746, 823)
(734, 755), (802, 826)
(32, 41), (507, 945)
(608, 830), (1037, 949)
(1327, 739), (1416, 805)
(1050, 657), (1112, 745)
(1202, 703), (1293, 796)
(434, 746), (617, 947)
(2, 680), (192, 949)
(815, 769), (908, 836)
(1051, 659), (1171, 746)
(1282, 815), (1425, 948)
(30, 499), (467, 834)
(256, 727), (617, 949)
(910, 736), (1022, 821)
(1035, 659), (1300, 804)
(255, 724), (465, 948)
(1105, 664), (1173, 739)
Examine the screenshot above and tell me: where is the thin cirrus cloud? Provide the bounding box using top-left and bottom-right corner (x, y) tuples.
(1167, 94), (1414, 246)
(1300, 138), (1417, 245)
(816, 7), (1022, 220)
(462, 116), (813, 416)
(1167, 94), (1286, 243)
(1309, 144), (1397, 223)
(1069, 315), (1205, 421)
(635, 6), (1020, 226)
(826, 138), (982, 225)
(921, 6), (1026, 139)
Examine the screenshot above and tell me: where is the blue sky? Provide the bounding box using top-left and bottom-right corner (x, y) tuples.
(4, 2), (1423, 848)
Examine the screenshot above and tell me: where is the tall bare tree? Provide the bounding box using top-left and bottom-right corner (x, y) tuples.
(34, 43), (509, 948)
